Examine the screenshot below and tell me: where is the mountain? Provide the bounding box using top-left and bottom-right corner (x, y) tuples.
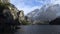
(27, 4), (60, 24)
(49, 16), (60, 25)
(27, 9), (40, 18)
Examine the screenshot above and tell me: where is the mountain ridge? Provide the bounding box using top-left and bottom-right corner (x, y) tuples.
(26, 4), (60, 24)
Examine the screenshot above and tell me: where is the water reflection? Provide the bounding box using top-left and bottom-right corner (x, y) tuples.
(0, 25), (20, 34)
(0, 25), (60, 34)
(15, 25), (60, 34)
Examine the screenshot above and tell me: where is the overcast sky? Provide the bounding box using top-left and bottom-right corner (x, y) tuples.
(10, 0), (60, 15)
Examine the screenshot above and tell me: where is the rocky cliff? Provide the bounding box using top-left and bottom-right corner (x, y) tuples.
(0, 3), (21, 25)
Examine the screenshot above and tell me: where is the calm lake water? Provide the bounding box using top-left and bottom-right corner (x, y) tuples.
(1, 25), (60, 34)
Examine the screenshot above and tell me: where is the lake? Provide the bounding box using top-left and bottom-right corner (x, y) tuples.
(1, 25), (60, 34)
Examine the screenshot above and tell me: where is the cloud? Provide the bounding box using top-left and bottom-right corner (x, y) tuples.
(35, 0), (51, 5)
(10, 0), (60, 15)
(51, 0), (60, 4)
(17, 6), (41, 15)
(10, 0), (43, 15)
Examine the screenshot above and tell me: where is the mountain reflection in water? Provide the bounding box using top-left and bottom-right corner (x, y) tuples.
(0, 25), (60, 34)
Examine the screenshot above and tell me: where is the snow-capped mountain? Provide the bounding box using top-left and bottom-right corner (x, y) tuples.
(27, 9), (40, 18)
(27, 4), (60, 24)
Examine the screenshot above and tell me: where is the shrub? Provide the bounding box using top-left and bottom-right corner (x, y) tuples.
(21, 20), (30, 25)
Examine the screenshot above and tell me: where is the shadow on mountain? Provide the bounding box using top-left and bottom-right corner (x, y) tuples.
(0, 4), (21, 34)
(49, 17), (60, 25)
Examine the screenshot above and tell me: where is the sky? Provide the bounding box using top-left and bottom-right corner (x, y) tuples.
(10, 0), (60, 15)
